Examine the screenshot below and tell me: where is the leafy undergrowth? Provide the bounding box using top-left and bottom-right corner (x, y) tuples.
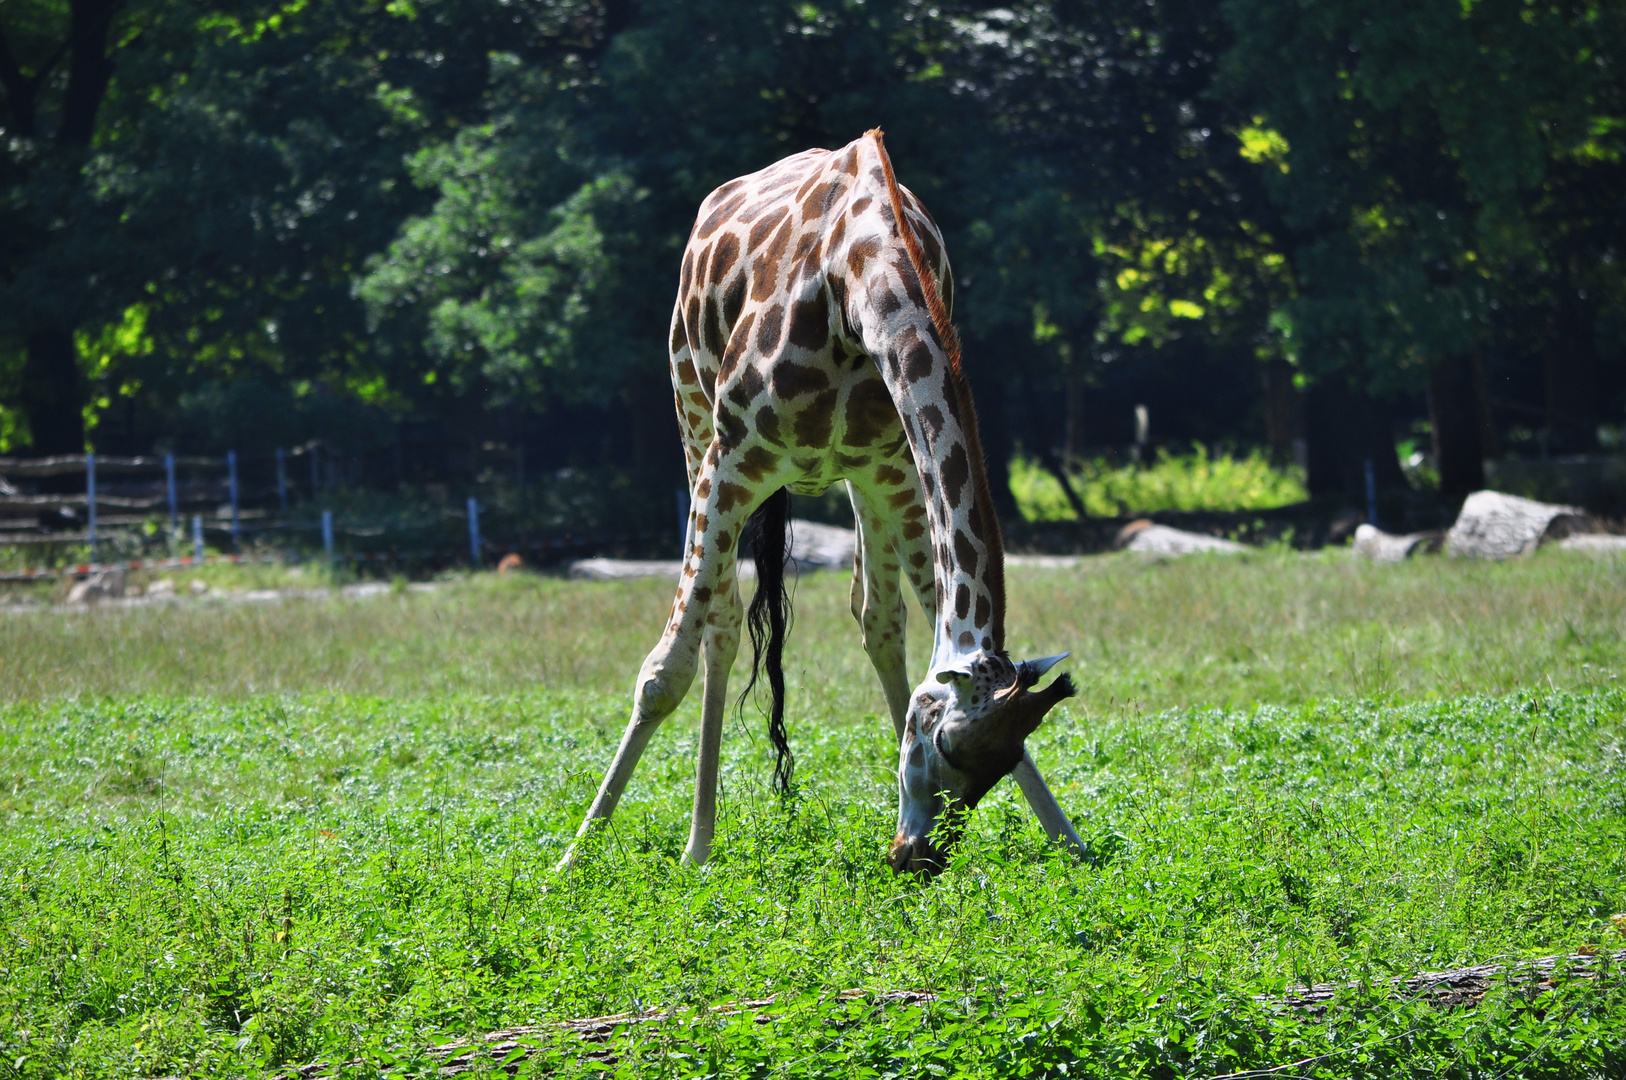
(1, 689), (1622, 1078)
(1010, 446), (1308, 520)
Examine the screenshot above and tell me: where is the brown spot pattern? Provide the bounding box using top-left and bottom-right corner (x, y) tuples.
(787, 291), (830, 351)
(748, 206), (789, 252)
(843, 378), (897, 447)
(941, 443), (970, 508)
(711, 233), (740, 283)
(715, 482), (750, 513)
(772, 361), (829, 398)
(721, 276), (746, 328)
(953, 528), (979, 577)
(756, 305), (784, 352)
(793, 389), (838, 445)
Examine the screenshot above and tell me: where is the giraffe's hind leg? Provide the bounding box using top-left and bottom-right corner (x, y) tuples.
(683, 576), (743, 866)
(555, 449), (777, 873)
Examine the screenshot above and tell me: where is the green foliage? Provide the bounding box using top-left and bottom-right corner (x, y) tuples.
(0, 558), (1623, 1073)
(0, 684), (1621, 1076)
(3, 0), (1626, 495)
(1219, 0), (1626, 395)
(1011, 445), (1308, 519)
(357, 59), (652, 405)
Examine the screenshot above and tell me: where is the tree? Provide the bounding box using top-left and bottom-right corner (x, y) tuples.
(1220, 0), (1626, 497)
(0, 0), (601, 455)
(1, 0), (143, 453)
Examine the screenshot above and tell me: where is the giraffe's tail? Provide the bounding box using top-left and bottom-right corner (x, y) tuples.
(742, 486), (794, 793)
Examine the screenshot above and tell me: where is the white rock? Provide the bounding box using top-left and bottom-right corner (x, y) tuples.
(1117, 521), (1246, 556)
(1352, 524), (1443, 563)
(569, 558), (685, 582)
(64, 566), (125, 605)
(787, 519), (855, 571)
(1445, 490), (1594, 559)
(188, 579), (209, 596)
(1554, 533), (1626, 554)
(1007, 554), (1090, 569)
(146, 578), (177, 598)
(568, 519), (856, 582)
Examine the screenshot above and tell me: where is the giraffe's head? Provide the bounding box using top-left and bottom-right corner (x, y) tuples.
(887, 652), (1074, 878)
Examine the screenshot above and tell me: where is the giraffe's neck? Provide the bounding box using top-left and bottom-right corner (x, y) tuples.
(852, 130), (1006, 673)
(898, 366), (1006, 670)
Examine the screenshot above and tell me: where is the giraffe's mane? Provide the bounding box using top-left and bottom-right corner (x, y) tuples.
(865, 128), (1006, 650)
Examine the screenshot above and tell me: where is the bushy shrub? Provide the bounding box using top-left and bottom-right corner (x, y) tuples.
(1010, 445), (1307, 519)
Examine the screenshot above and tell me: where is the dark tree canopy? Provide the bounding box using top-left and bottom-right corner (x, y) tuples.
(2, 0), (1622, 509)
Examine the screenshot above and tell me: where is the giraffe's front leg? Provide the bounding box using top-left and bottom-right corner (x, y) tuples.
(683, 576), (743, 866)
(847, 480), (912, 742)
(1011, 752), (1088, 855)
(555, 451), (769, 874)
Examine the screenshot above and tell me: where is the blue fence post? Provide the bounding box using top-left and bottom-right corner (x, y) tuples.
(165, 453), (178, 539)
(1364, 459), (1378, 528)
(227, 450), (241, 547)
(321, 509), (334, 568)
(467, 497), (482, 568)
(275, 447), (288, 513)
(192, 515), (204, 563)
(85, 452), (98, 564)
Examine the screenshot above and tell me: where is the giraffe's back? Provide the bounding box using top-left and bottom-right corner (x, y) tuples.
(667, 136), (953, 498)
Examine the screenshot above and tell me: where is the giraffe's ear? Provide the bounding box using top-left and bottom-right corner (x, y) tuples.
(1016, 652), (1070, 689)
(934, 667), (973, 685)
(1009, 670), (1076, 741)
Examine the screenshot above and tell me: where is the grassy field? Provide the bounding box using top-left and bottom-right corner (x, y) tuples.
(1, 550), (1624, 1077)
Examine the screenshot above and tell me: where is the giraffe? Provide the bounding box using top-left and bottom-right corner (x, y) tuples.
(557, 129), (1085, 879)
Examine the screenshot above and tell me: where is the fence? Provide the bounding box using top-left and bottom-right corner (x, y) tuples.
(0, 450), (668, 582)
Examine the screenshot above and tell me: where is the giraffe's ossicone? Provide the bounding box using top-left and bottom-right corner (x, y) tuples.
(557, 129), (1084, 881)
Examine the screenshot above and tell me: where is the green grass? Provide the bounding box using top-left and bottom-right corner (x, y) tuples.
(2, 553), (1625, 1078)
(4, 549), (1622, 708)
(1010, 446), (1308, 520)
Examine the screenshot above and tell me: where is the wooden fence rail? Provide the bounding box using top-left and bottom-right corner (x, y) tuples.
(0, 454), (223, 476)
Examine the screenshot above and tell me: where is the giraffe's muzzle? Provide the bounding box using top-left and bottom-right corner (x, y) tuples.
(887, 832), (948, 879)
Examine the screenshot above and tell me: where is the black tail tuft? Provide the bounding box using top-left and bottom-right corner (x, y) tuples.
(741, 487), (794, 793)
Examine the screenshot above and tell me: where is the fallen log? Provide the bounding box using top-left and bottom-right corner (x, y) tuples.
(276, 989), (937, 1079)
(1261, 947), (1624, 1015)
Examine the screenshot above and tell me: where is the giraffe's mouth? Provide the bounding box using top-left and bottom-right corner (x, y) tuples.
(887, 832), (949, 879)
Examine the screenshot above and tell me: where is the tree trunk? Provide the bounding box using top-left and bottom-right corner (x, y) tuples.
(1304, 378), (1404, 500)
(4, 1), (122, 456)
(58, 0), (120, 147)
(1063, 369), (1085, 459)
(1543, 289), (1601, 454)
(1429, 353), (1486, 498)
(18, 327), (86, 456)
(1016, 368), (1089, 520)
(962, 335), (1021, 521)
(1263, 359), (1305, 461)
